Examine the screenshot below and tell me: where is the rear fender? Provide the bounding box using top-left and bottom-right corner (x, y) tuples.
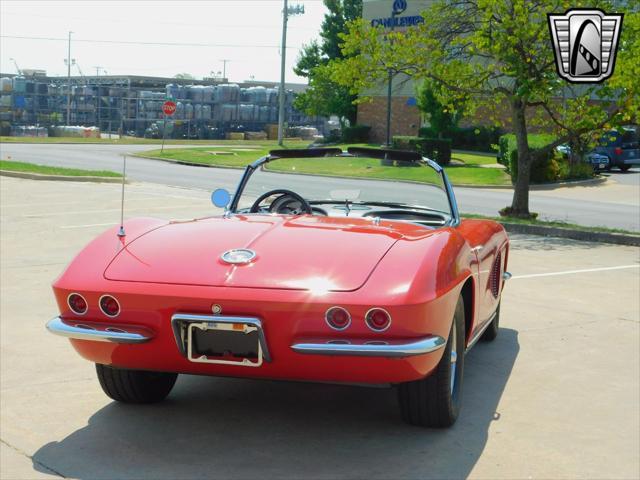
(53, 217), (168, 292)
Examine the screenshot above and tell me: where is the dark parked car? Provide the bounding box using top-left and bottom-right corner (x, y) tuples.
(556, 145), (610, 171)
(594, 127), (640, 172)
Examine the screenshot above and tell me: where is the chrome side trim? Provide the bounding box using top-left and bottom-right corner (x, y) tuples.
(465, 309), (497, 352)
(171, 313), (271, 362)
(291, 335), (446, 358)
(46, 316), (151, 344)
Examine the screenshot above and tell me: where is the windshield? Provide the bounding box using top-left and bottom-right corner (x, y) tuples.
(232, 151), (456, 226)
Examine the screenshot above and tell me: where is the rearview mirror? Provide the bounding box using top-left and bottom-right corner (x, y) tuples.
(211, 188), (231, 209)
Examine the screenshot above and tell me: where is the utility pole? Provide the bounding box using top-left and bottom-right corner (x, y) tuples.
(277, 1), (304, 146)
(221, 60), (230, 81)
(66, 31), (73, 126)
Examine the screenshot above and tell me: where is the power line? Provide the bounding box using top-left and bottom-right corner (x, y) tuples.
(0, 11), (310, 30)
(0, 35), (303, 49)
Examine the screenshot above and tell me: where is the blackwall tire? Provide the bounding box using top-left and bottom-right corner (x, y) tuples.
(398, 295), (465, 428)
(96, 364), (177, 404)
(480, 302), (500, 342)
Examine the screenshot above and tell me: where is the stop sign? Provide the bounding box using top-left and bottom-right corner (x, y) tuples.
(162, 100), (177, 116)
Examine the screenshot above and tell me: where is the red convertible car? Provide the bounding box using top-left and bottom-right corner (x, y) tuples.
(47, 147), (510, 428)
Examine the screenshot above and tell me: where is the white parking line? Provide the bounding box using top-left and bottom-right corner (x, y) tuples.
(60, 222), (118, 229)
(512, 264), (639, 279)
(22, 204), (204, 218)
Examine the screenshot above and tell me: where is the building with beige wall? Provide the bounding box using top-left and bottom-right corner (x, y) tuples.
(358, 0), (433, 143)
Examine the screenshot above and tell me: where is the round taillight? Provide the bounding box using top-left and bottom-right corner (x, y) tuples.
(365, 308), (392, 332)
(67, 293), (88, 315)
(614, 147), (623, 155)
(325, 307), (351, 330)
(99, 295), (120, 318)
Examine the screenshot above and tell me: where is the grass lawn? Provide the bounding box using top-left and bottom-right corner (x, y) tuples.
(138, 146), (272, 167)
(463, 213), (639, 235)
(452, 152), (498, 165)
(137, 145), (511, 186)
(0, 160), (122, 177)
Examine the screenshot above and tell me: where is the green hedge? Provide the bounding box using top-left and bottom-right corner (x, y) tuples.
(419, 126), (502, 152)
(341, 124), (371, 143)
(392, 136), (452, 166)
(498, 133), (593, 183)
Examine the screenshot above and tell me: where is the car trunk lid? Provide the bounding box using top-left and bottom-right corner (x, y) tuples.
(104, 215), (403, 292)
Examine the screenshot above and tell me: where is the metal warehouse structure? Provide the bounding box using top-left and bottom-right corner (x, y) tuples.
(0, 73), (323, 139)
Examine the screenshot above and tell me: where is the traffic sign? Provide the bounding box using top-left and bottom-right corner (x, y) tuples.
(162, 100), (177, 116)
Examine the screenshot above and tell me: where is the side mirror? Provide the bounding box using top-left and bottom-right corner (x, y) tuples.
(211, 188), (231, 209)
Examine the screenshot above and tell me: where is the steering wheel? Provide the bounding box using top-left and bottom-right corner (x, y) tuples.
(249, 189), (313, 215)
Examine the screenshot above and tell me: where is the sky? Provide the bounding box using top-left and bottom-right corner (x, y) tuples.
(0, 0), (327, 84)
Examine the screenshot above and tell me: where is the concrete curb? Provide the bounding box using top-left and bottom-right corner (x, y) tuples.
(454, 176), (607, 190)
(500, 222), (640, 246)
(0, 170), (123, 183)
(131, 154), (243, 170)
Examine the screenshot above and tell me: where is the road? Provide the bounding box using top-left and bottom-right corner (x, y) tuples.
(1, 177), (638, 479)
(1, 143), (639, 231)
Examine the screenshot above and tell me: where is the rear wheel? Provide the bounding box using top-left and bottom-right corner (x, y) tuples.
(398, 295), (465, 428)
(480, 303), (500, 342)
(96, 364), (177, 403)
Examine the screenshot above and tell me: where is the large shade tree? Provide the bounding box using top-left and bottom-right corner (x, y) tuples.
(330, 0), (639, 217)
(294, 0), (362, 127)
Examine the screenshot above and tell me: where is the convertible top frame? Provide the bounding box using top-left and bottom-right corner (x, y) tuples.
(230, 147), (460, 226)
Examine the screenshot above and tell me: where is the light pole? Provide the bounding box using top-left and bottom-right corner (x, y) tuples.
(221, 60), (230, 81)
(384, 12), (397, 147)
(277, 1), (304, 146)
(66, 31), (73, 126)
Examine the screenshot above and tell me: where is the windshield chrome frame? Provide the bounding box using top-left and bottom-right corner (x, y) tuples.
(228, 151), (460, 227)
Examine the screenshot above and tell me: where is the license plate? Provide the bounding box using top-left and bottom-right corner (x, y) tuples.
(599, 163), (606, 169)
(186, 321), (263, 367)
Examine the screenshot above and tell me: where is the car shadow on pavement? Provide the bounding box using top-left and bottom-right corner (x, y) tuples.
(32, 329), (519, 480)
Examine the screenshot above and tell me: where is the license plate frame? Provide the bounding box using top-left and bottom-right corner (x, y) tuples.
(186, 320), (264, 367)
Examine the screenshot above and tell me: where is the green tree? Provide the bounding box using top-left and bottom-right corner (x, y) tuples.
(294, 0), (362, 126)
(416, 79), (465, 138)
(331, 0), (639, 217)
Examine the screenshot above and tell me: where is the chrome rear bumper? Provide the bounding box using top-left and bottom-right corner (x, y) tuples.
(46, 316), (152, 344)
(291, 335), (446, 358)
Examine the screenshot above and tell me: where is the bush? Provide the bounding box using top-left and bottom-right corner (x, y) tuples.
(498, 133), (594, 183)
(419, 126), (502, 152)
(342, 124), (371, 143)
(392, 135), (452, 166)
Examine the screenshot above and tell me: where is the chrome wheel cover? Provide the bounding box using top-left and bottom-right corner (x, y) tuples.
(450, 322), (457, 394)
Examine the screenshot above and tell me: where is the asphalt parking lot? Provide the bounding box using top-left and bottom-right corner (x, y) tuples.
(1, 176), (639, 479)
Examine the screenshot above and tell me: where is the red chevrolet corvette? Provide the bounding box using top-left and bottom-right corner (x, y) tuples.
(48, 147), (510, 427)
